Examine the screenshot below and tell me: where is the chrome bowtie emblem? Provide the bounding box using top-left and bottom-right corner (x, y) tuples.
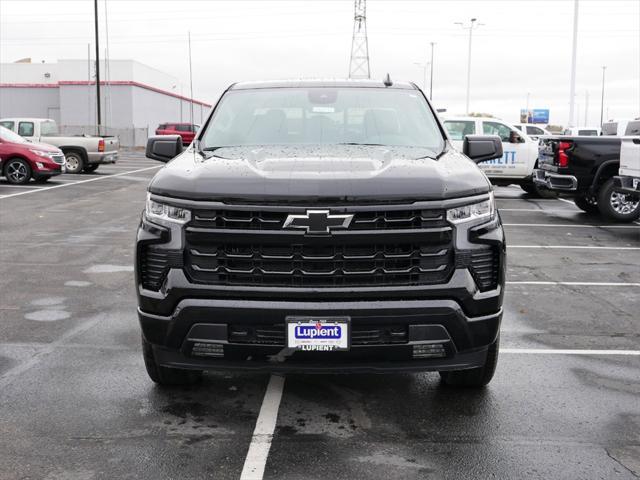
(283, 210), (354, 234)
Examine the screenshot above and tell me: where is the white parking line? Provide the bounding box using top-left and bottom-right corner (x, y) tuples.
(502, 348), (640, 355)
(557, 197), (577, 205)
(509, 245), (640, 250)
(0, 165), (161, 199)
(499, 208), (581, 212)
(504, 223), (639, 228)
(507, 281), (640, 286)
(240, 375), (285, 480)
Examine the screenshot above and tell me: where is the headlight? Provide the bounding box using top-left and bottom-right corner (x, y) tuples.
(30, 149), (56, 158)
(446, 192), (495, 224)
(145, 193), (191, 224)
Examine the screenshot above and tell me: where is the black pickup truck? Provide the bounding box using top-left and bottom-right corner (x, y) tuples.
(137, 79), (506, 388)
(534, 136), (640, 221)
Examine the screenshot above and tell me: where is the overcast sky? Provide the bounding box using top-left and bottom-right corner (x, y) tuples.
(1, 0), (639, 126)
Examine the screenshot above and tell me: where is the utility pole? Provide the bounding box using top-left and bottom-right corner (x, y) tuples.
(93, 0), (101, 134)
(568, 0), (579, 127)
(188, 32), (194, 126)
(456, 18), (483, 114)
(600, 66), (606, 127)
(349, 0), (370, 79)
(429, 42), (435, 100)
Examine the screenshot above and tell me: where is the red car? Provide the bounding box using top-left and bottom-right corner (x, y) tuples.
(155, 123), (199, 145)
(0, 126), (65, 184)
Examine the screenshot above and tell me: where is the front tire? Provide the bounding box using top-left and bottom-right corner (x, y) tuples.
(64, 152), (84, 174)
(141, 335), (202, 386)
(597, 178), (640, 222)
(4, 158), (32, 185)
(439, 336), (499, 388)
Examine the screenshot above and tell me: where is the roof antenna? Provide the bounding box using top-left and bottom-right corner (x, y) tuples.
(383, 73), (393, 87)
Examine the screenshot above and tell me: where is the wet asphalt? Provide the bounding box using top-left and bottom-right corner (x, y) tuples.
(0, 152), (638, 479)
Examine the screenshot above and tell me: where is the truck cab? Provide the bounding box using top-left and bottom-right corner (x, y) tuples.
(442, 116), (548, 196)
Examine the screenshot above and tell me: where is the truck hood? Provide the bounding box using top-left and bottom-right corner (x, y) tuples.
(148, 144), (491, 203)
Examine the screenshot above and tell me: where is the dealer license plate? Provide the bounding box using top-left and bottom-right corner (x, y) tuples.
(286, 317), (350, 352)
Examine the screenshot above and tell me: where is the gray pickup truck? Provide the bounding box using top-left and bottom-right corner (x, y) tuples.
(0, 118), (119, 174)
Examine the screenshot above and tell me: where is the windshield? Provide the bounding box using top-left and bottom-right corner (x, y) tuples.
(200, 87), (445, 152)
(0, 125), (28, 144)
(40, 120), (59, 136)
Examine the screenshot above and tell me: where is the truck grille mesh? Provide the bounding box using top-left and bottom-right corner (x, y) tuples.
(456, 247), (501, 292)
(184, 237), (454, 287)
(191, 208), (447, 230)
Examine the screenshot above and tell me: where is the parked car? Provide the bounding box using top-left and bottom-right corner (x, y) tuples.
(0, 118), (119, 174)
(534, 135), (640, 221)
(138, 79), (506, 388)
(614, 137), (640, 197)
(443, 116), (554, 197)
(155, 123), (199, 145)
(563, 126), (600, 136)
(513, 123), (552, 139)
(0, 125), (65, 184)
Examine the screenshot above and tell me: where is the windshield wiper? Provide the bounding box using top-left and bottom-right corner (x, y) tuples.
(337, 142), (386, 146)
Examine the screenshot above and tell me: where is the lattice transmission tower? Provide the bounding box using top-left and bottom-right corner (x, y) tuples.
(348, 0), (370, 79)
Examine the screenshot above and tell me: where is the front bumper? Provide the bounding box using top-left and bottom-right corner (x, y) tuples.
(533, 169), (578, 191)
(613, 176), (640, 196)
(140, 297), (502, 373)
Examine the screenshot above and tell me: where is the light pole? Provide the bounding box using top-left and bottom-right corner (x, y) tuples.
(456, 18), (483, 114)
(429, 42), (436, 100)
(568, 0), (579, 127)
(600, 66), (606, 127)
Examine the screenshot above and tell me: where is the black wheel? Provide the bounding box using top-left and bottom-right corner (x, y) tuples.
(439, 336), (499, 388)
(141, 335), (202, 386)
(34, 176), (51, 183)
(574, 194), (599, 214)
(4, 158), (32, 185)
(83, 164), (100, 173)
(64, 152), (84, 174)
(520, 183), (536, 195)
(597, 178), (640, 222)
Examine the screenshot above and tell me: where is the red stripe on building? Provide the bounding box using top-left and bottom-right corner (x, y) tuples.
(0, 80), (212, 108)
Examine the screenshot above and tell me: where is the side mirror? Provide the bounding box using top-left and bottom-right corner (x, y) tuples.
(463, 135), (503, 164)
(146, 135), (183, 162)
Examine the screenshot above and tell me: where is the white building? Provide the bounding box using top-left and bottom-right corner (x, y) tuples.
(0, 59), (211, 146)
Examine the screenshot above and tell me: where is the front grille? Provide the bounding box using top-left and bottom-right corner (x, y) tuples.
(51, 155), (65, 165)
(139, 246), (183, 291)
(185, 205), (454, 288)
(191, 208), (447, 230)
(185, 241), (453, 287)
(228, 324), (408, 346)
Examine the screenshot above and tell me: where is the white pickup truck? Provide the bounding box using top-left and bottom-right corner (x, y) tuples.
(443, 116), (554, 197)
(0, 118), (119, 174)
(614, 136), (640, 198)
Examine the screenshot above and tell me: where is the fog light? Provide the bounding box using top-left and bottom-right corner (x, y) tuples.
(191, 342), (224, 358)
(413, 343), (446, 359)
(36, 162), (44, 169)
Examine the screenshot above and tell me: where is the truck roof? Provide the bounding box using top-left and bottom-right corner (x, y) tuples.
(0, 117), (54, 123)
(229, 78), (418, 90)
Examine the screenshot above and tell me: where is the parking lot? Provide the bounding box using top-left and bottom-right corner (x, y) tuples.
(0, 150), (638, 479)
